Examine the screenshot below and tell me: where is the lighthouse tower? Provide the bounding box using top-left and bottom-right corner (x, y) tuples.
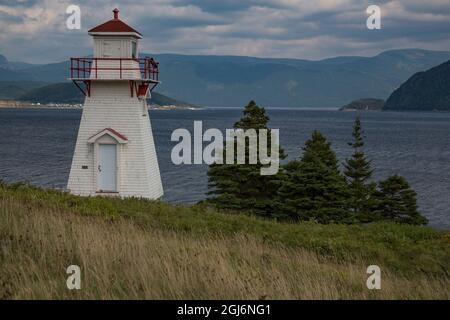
(67, 9), (163, 199)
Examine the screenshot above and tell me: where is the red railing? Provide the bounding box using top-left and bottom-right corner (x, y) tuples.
(70, 57), (159, 81)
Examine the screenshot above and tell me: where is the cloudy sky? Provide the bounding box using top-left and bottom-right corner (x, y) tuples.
(1, 0), (450, 63)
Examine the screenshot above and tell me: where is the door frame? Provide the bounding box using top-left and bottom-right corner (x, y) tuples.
(94, 140), (121, 193)
(88, 128), (128, 194)
(97, 143), (118, 192)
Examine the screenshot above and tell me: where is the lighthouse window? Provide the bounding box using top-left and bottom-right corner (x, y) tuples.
(132, 41), (137, 59)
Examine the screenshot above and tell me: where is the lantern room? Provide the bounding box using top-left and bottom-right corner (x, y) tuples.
(69, 8), (159, 98)
(89, 8), (142, 60)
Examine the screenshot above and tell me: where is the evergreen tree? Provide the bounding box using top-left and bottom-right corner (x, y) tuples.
(277, 131), (351, 224)
(344, 117), (376, 221)
(374, 175), (428, 225)
(206, 100), (285, 217)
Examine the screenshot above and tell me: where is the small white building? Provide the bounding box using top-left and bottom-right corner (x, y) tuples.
(67, 9), (163, 199)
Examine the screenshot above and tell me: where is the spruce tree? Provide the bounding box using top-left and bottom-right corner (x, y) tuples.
(344, 117), (376, 221)
(277, 131), (351, 224)
(374, 175), (428, 225)
(206, 100), (285, 217)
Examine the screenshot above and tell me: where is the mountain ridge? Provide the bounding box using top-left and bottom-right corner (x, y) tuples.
(1, 49), (450, 108)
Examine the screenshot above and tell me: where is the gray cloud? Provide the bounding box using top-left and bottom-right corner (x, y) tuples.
(0, 0), (449, 63)
(0, 0), (39, 6)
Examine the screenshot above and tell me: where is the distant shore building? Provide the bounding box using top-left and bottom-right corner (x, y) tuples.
(67, 9), (163, 199)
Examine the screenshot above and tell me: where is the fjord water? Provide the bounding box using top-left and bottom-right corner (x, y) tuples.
(0, 108), (449, 229)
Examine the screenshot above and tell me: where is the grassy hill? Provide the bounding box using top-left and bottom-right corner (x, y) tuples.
(19, 82), (83, 104)
(0, 81), (48, 100)
(1, 182), (449, 299)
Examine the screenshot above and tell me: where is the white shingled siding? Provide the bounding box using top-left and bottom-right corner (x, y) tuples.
(67, 81), (163, 199)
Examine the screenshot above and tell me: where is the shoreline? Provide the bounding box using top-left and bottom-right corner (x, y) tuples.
(0, 99), (202, 111)
(2, 100), (448, 113)
(0, 100), (82, 109)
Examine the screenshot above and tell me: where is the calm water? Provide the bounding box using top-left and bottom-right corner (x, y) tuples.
(0, 108), (449, 229)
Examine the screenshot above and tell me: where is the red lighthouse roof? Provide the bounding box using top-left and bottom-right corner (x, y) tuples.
(88, 9), (142, 38)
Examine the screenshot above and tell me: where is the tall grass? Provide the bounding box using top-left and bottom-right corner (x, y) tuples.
(1, 182), (449, 299)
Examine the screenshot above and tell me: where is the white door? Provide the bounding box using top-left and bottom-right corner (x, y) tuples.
(98, 144), (117, 192)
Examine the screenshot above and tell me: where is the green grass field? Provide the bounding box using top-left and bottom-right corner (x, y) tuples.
(1, 182), (449, 299)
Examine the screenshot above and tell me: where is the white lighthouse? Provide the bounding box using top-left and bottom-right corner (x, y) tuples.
(67, 9), (163, 199)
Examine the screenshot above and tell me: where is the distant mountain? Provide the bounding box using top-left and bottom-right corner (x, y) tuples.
(0, 54), (36, 71)
(1, 49), (450, 107)
(0, 55), (8, 69)
(19, 82), (83, 104)
(149, 49), (450, 108)
(339, 98), (385, 111)
(16, 82), (197, 108)
(384, 60), (450, 111)
(0, 81), (48, 99)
